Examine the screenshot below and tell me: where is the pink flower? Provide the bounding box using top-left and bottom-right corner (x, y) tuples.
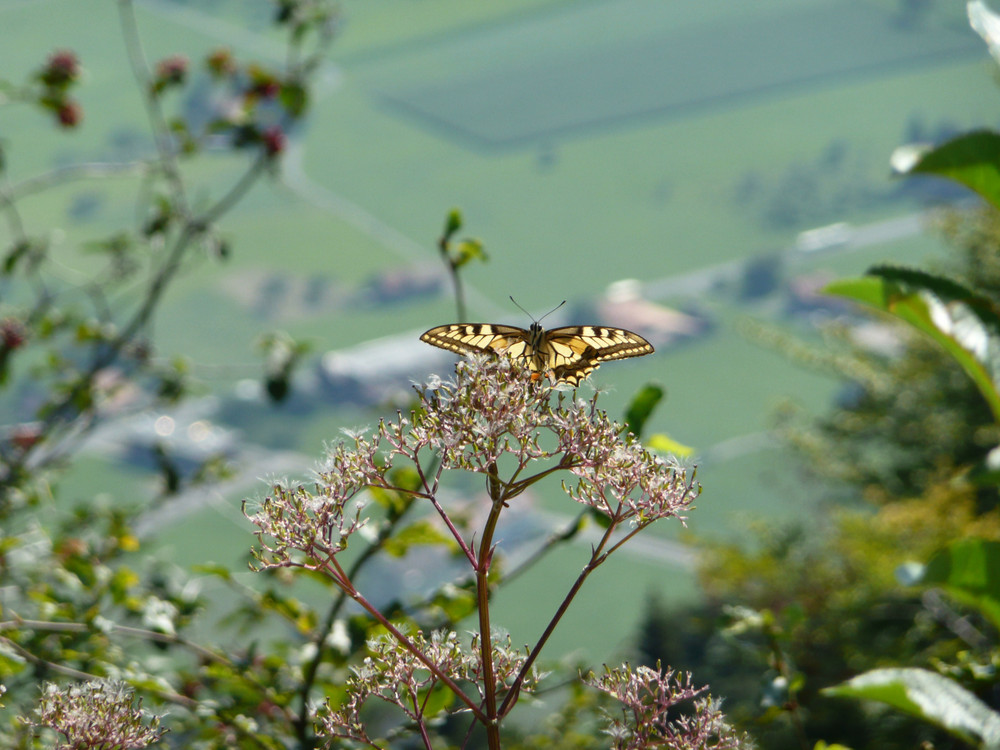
(206, 48), (236, 77)
(155, 55), (188, 85)
(261, 126), (286, 157)
(585, 663), (746, 749)
(39, 50), (79, 88)
(0, 318), (26, 350)
(55, 99), (82, 128)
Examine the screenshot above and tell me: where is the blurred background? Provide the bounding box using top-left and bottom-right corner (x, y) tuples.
(1, 0), (993, 661)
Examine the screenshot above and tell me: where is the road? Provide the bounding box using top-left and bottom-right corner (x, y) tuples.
(642, 211), (927, 301)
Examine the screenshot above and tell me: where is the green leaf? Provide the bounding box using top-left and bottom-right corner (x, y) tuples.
(193, 563), (233, 582)
(368, 485), (415, 517)
(3, 240), (31, 275)
(623, 383), (663, 438)
(587, 505), (613, 529)
(387, 465), (423, 495)
(382, 519), (456, 558)
(452, 238), (486, 268)
(919, 538), (1000, 631)
(891, 130), (1000, 211)
(824, 269), (1000, 422)
(824, 667), (1000, 748)
(420, 680), (456, 719)
(647, 433), (694, 458)
(279, 82), (308, 118)
(425, 582), (477, 623)
(442, 208), (463, 239)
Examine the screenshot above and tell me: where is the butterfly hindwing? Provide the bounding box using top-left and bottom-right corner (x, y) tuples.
(543, 326), (654, 384)
(420, 322), (653, 386)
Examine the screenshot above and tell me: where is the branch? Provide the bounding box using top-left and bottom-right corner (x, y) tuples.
(117, 0), (189, 216)
(497, 519), (621, 718)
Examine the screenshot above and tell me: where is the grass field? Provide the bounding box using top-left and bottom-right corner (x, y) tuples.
(2, 0), (996, 661)
(369, 0), (981, 149)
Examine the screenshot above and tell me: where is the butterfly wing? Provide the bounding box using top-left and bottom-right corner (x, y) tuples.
(420, 323), (654, 386)
(420, 324), (532, 360)
(543, 326), (654, 386)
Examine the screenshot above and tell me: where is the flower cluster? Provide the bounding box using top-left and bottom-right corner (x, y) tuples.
(151, 55), (188, 96)
(247, 355), (697, 572)
(37, 50), (80, 88)
(246, 481), (369, 574)
(247, 355), (698, 571)
(409, 354), (554, 472)
(555, 395), (698, 527)
(25, 680), (166, 750)
(0, 318), (26, 351)
(584, 663), (746, 750)
(34, 50), (83, 129)
(318, 630), (538, 745)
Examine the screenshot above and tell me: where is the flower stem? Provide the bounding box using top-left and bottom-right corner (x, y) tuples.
(477, 462), (506, 750)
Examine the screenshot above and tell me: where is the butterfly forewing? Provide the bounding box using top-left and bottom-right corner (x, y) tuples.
(420, 322), (653, 385)
(548, 326), (655, 362)
(420, 324), (525, 356)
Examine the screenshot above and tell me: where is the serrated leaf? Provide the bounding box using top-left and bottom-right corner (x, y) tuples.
(891, 129), (1000, 211)
(919, 538), (1000, 631)
(824, 667), (1000, 748)
(825, 270), (1000, 421)
(623, 383), (663, 438)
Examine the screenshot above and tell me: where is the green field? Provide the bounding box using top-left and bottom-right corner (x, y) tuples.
(1, 0), (995, 661)
(368, 0), (980, 149)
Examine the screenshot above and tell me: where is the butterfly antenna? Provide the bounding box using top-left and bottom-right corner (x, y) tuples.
(509, 296), (566, 323)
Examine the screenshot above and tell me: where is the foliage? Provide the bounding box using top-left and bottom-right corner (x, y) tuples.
(777, 207), (1000, 506)
(639, 4), (1000, 748)
(824, 667), (1000, 748)
(0, 0), (327, 510)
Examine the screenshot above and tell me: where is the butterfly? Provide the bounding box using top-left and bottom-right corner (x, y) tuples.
(419, 321), (654, 386)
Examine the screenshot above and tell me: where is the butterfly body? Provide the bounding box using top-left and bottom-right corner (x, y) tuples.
(420, 322), (654, 386)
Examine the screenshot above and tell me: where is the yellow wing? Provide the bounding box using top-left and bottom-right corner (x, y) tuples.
(542, 326), (654, 386)
(420, 323), (653, 387)
(420, 324), (532, 359)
